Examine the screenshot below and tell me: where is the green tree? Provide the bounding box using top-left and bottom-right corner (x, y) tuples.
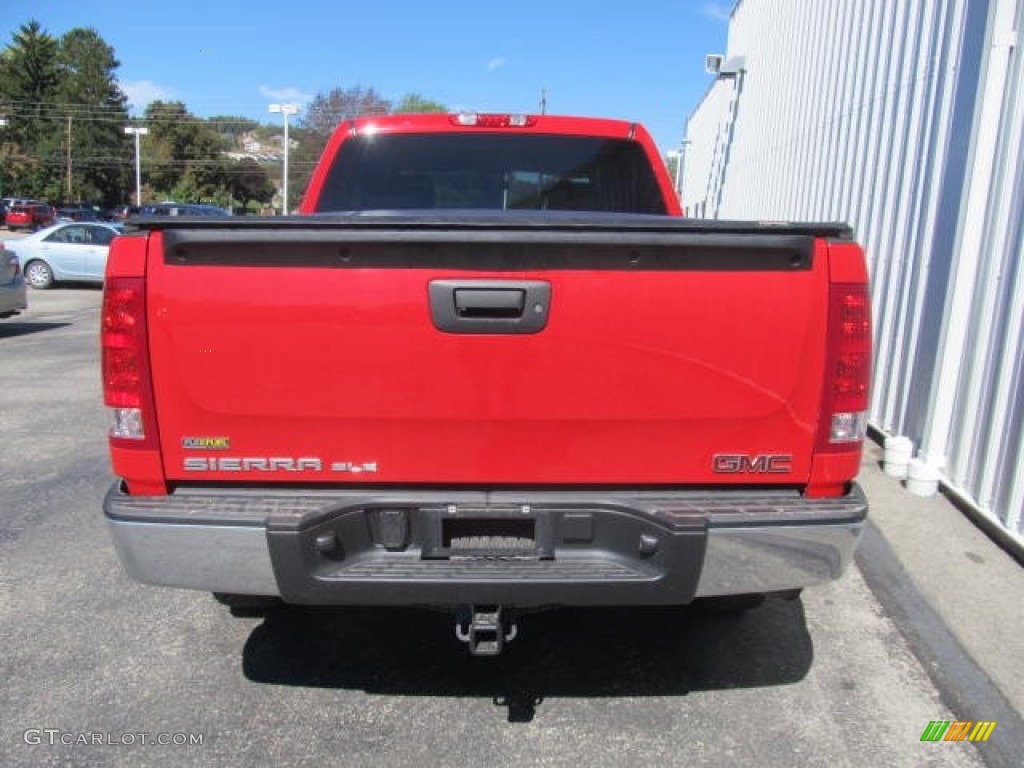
(57, 27), (130, 204)
(191, 157), (233, 202)
(206, 115), (258, 139)
(142, 100), (224, 200)
(300, 85), (391, 137)
(0, 140), (40, 198)
(207, 115), (259, 151)
(665, 154), (679, 187)
(394, 93), (447, 114)
(167, 166), (232, 208)
(290, 86), (392, 201)
(228, 157), (274, 210)
(0, 22), (136, 202)
(284, 125), (319, 209)
(0, 20), (61, 197)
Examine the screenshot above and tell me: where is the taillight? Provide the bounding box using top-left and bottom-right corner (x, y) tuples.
(816, 283), (871, 451)
(102, 277), (157, 448)
(449, 113), (536, 128)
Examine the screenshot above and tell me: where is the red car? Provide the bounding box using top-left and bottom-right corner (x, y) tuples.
(5, 203), (55, 232)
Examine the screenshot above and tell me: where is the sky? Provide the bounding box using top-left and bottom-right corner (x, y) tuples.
(1, 0), (733, 154)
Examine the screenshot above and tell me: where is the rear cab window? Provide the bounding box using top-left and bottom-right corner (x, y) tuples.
(314, 134), (668, 214)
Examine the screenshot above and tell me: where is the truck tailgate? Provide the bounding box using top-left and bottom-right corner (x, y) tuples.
(145, 219), (831, 486)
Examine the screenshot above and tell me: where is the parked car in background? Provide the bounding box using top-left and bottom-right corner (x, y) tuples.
(0, 197), (34, 221)
(5, 204), (37, 231)
(55, 205), (102, 222)
(7, 221), (123, 289)
(5, 202), (55, 232)
(55, 202), (107, 221)
(0, 244), (27, 318)
(142, 202), (231, 217)
(109, 204), (141, 221)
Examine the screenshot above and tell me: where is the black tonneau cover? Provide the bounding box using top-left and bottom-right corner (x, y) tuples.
(126, 210), (854, 240)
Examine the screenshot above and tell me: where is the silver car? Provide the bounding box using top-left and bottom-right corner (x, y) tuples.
(0, 245), (27, 318)
(7, 222), (123, 289)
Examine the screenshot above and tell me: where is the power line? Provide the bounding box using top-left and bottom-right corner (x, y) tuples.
(0, 97), (401, 125)
(22, 157), (317, 169)
(1, 101), (287, 127)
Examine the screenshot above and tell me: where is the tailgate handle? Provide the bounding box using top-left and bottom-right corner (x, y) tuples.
(455, 288), (524, 318)
(430, 279), (551, 334)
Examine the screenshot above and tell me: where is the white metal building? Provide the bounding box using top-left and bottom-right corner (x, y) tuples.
(682, 0), (1024, 548)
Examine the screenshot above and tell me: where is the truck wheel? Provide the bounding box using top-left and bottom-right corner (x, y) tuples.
(212, 592), (282, 616)
(24, 260), (54, 289)
(691, 594), (766, 614)
(773, 588), (803, 601)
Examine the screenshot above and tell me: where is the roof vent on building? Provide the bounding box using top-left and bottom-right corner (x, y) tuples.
(705, 54), (724, 75)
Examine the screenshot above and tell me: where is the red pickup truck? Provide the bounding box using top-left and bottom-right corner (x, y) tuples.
(102, 113), (870, 654)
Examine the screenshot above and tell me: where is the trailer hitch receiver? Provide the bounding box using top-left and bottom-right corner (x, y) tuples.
(455, 605), (518, 656)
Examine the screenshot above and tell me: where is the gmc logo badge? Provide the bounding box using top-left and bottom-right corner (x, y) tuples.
(712, 454), (793, 474)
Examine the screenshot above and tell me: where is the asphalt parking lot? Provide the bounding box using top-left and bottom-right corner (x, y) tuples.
(0, 288), (1019, 767)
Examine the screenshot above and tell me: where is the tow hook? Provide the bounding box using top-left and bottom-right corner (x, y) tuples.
(455, 605), (518, 656)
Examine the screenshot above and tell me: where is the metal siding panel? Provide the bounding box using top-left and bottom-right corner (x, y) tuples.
(683, 81), (733, 217)
(955, 1), (1024, 529)
(802, 0), (841, 218)
(792, 1), (823, 218)
(891, 0), (955, 434)
(922, 0), (1019, 536)
(996, 259), (1024, 531)
(921, 0), (1017, 475)
(900, 0), (982, 446)
(794, 0), (829, 217)
(878, 1), (924, 427)
(982, 40), (1024, 528)
(836, 0), (879, 225)
(767, 4), (790, 217)
(863, 2), (908, 428)
(845, 0), (888, 230)
(875, 0), (928, 430)
(1003, 404), (1024, 533)
(857, 0), (898, 252)
(681, 0), (1023, 540)
(823, 0), (863, 221)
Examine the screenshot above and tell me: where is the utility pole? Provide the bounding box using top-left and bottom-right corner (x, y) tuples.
(540, 89), (547, 115)
(268, 103), (298, 214)
(0, 117), (7, 197)
(124, 125), (149, 206)
(66, 115), (73, 201)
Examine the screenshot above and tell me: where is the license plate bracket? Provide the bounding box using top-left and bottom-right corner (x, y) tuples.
(422, 507), (554, 560)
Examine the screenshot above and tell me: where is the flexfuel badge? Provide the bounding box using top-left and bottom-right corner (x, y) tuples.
(182, 437), (231, 450)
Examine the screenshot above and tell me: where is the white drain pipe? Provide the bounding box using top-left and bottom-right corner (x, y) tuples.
(883, 435), (914, 479)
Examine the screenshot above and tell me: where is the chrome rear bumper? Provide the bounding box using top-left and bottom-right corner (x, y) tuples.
(104, 484), (867, 603)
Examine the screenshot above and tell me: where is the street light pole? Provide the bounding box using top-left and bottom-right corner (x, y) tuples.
(123, 125), (149, 206)
(666, 149), (681, 199)
(666, 140), (692, 207)
(0, 117), (7, 197)
(268, 103), (298, 214)
(678, 139), (691, 202)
